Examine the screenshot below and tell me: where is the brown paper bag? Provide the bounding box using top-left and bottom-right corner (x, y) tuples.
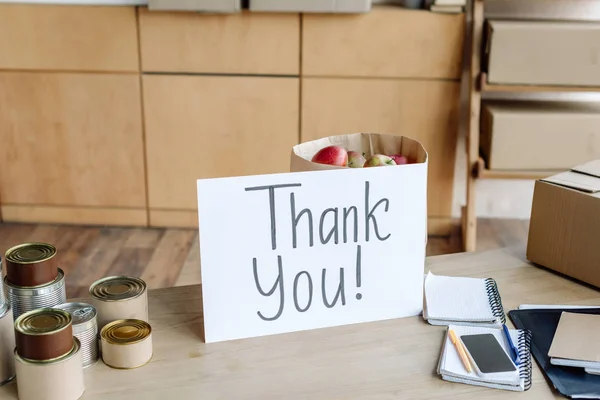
(289, 132), (429, 244)
(290, 133), (427, 172)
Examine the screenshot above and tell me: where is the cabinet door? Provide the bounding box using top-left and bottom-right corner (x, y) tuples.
(139, 8), (300, 75)
(143, 75), (300, 210)
(302, 77), (460, 218)
(0, 72), (146, 208)
(302, 7), (464, 79)
(0, 5), (138, 72)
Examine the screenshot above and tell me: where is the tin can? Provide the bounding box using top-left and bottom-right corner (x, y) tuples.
(0, 303), (15, 386)
(54, 302), (99, 368)
(89, 276), (148, 329)
(0, 257), (5, 304)
(14, 308), (74, 362)
(14, 337), (85, 400)
(5, 242), (58, 287)
(5, 268), (67, 320)
(100, 319), (153, 369)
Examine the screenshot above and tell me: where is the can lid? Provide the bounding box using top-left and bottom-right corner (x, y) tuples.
(15, 308), (72, 336)
(89, 276), (146, 302)
(101, 319), (151, 345)
(54, 302), (97, 327)
(5, 242), (56, 265)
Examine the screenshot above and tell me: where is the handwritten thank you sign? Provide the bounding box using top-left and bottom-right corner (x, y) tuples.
(197, 165), (427, 343)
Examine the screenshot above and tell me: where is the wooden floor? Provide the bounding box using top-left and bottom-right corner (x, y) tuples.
(0, 219), (530, 298)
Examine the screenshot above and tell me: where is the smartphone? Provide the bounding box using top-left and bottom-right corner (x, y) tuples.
(460, 333), (517, 377)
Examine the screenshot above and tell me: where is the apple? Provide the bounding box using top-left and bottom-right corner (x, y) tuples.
(389, 154), (409, 165)
(311, 145), (348, 167)
(364, 154), (397, 167)
(347, 151), (366, 168)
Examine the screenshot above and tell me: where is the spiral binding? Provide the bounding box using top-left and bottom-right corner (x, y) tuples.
(517, 329), (533, 391)
(484, 278), (506, 324)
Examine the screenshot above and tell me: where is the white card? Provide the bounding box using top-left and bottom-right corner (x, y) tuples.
(197, 164), (427, 343)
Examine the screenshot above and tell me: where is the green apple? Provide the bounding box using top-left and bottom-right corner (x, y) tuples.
(364, 154), (397, 167)
(347, 151), (366, 168)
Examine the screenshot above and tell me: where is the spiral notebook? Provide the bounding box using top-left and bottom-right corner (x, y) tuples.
(423, 272), (506, 327)
(437, 325), (533, 392)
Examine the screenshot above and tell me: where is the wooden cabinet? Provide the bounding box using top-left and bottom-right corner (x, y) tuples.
(138, 8), (300, 74)
(302, 78), (460, 219)
(302, 7), (465, 79)
(0, 5), (138, 72)
(0, 5), (464, 234)
(0, 72), (146, 225)
(143, 75), (299, 212)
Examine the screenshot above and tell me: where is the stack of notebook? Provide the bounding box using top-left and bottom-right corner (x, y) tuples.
(423, 272), (506, 327)
(437, 324), (533, 392)
(549, 312), (600, 376)
(509, 306), (600, 399)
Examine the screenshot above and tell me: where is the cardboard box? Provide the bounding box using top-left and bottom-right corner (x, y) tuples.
(527, 160), (600, 289)
(486, 20), (600, 86)
(481, 102), (600, 170)
(148, 0), (241, 12)
(249, 0), (371, 13)
(484, 0), (600, 22)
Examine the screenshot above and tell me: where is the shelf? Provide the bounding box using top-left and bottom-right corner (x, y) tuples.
(479, 73), (600, 94)
(474, 158), (558, 180)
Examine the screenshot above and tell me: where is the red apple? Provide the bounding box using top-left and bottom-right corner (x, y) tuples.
(311, 145), (348, 167)
(364, 154), (397, 167)
(389, 154), (409, 165)
(347, 151), (366, 168)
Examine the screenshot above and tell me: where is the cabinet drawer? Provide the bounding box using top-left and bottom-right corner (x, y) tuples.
(0, 72), (146, 208)
(481, 101), (600, 170)
(301, 77), (460, 217)
(302, 7), (464, 79)
(0, 5), (138, 72)
(139, 8), (300, 75)
(143, 75), (299, 210)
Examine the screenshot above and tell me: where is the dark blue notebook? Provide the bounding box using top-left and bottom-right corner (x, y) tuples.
(509, 307), (600, 399)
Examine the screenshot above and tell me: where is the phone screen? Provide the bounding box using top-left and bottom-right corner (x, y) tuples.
(460, 333), (517, 374)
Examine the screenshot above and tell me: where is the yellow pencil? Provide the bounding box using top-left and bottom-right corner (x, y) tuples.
(449, 329), (472, 373)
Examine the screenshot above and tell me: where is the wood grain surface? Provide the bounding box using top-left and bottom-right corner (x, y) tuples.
(1, 246), (596, 399)
(0, 4), (139, 72)
(139, 8), (300, 75)
(143, 75), (299, 210)
(302, 6), (465, 79)
(0, 72), (146, 208)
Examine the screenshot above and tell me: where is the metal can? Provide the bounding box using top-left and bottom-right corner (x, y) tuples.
(0, 256), (5, 304)
(14, 308), (74, 362)
(54, 302), (99, 368)
(100, 319), (153, 369)
(89, 276), (148, 329)
(5, 242), (59, 287)
(0, 303), (15, 386)
(5, 268), (67, 320)
(14, 337), (85, 400)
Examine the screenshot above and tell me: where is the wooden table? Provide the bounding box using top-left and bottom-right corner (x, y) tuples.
(2, 247), (599, 399)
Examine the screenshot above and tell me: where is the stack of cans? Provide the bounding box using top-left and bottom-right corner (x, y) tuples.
(89, 275), (149, 330)
(0, 256), (16, 387)
(4, 243), (66, 320)
(54, 302), (99, 368)
(13, 308), (85, 400)
(88, 276), (152, 370)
